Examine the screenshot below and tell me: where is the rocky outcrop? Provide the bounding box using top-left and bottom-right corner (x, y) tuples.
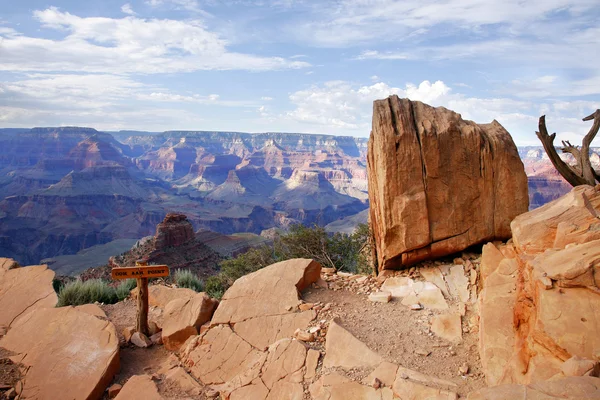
(0, 259), (57, 328)
(466, 376), (600, 399)
(161, 292), (218, 351)
(478, 185), (600, 386)
(367, 96), (529, 270)
(114, 375), (162, 400)
(154, 213), (195, 249)
(180, 258), (322, 397)
(0, 305), (120, 400)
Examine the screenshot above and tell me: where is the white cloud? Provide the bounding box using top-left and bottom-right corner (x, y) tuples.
(281, 79), (600, 145)
(145, 0), (213, 17)
(0, 8), (310, 74)
(261, 96), (273, 101)
(121, 3), (136, 15)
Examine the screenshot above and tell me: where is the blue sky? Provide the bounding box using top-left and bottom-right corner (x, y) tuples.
(0, 0), (599, 144)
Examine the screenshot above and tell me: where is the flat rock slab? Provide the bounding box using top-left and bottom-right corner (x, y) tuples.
(431, 314), (463, 343)
(131, 285), (197, 309)
(0, 306), (120, 400)
(466, 376), (600, 399)
(324, 319), (383, 369)
(0, 263), (57, 327)
(114, 375), (162, 400)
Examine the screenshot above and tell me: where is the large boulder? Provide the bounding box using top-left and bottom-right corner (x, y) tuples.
(0, 259), (57, 328)
(367, 96), (528, 270)
(161, 292), (218, 351)
(478, 185), (600, 386)
(466, 376), (600, 399)
(0, 306), (120, 400)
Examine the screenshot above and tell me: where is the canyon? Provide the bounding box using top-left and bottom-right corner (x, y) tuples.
(0, 126), (597, 274)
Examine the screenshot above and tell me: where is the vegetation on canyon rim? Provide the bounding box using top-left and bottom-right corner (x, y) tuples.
(55, 223), (372, 304)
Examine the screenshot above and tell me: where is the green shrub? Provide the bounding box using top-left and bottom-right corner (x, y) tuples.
(174, 269), (204, 292)
(57, 279), (118, 307)
(205, 275), (226, 299)
(115, 279), (137, 301)
(219, 246), (276, 287)
(52, 278), (64, 294)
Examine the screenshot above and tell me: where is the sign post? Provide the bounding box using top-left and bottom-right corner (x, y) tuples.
(111, 261), (170, 337)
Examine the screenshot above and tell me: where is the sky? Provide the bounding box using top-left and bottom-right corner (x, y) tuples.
(0, 0), (599, 144)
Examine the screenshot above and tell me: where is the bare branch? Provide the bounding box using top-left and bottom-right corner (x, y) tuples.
(580, 110), (600, 185)
(536, 115), (587, 186)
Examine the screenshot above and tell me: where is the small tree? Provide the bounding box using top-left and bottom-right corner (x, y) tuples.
(536, 109), (600, 186)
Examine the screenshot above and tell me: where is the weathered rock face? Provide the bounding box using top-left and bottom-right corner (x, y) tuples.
(180, 258), (322, 397)
(466, 376), (600, 399)
(0, 259), (57, 328)
(161, 292), (218, 351)
(367, 96), (529, 270)
(478, 184), (600, 386)
(0, 305), (120, 400)
(154, 213), (195, 249)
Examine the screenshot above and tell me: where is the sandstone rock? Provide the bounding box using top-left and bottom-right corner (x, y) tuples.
(154, 213), (195, 250)
(304, 349), (320, 381)
(368, 291), (392, 303)
(148, 320), (161, 336)
(324, 319), (382, 369)
(431, 314), (463, 343)
(561, 356), (598, 377)
(466, 376), (600, 399)
(74, 304), (107, 319)
(311, 374), (391, 400)
(0, 262), (57, 328)
(261, 339), (307, 389)
(364, 362), (399, 388)
(0, 306), (119, 400)
(446, 265), (470, 303)
(293, 329), (315, 342)
(229, 379), (269, 400)
(511, 185), (600, 254)
(367, 96), (528, 270)
(164, 367), (201, 395)
(123, 326), (135, 342)
(211, 258), (320, 350)
(114, 375), (162, 400)
(161, 292), (218, 351)
(150, 332), (163, 345)
(107, 384), (122, 398)
(392, 378), (457, 400)
(131, 332), (152, 348)
(479, 186), (600, 386)
(132, 285), (197, 309)
(382, 277), (448, 310)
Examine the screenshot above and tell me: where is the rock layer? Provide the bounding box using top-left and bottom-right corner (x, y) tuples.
(478, 185), (600, 386)
(367, 96), (528, 270)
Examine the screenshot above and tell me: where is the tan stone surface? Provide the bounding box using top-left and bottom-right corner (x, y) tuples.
(183, 325), (266, 391)
(114, 375), (162, 400)
(382, 277), (448, 310)
(229, 379), (269, 400)
(0, 306), (119, 400)
(562, 356), (598, 377)
(261, 339), (307, 389)
(511, 185), (600, 255)
(420, 266), (450, 297)
(368, 96), (528, 270)
(265, 380), (304, 400)
(164, 367), (201, 395)
(304, 349), (320, 381)
(233, 311), (316, 350)
(161, 292), (218, 351)
(311, 374), (392, 400)
(0, 258), (19, 279)
(392, 377), (457, 400)
(74, 304), (107, 318)
(466, 376), (600, 399)
(0, 264), (57, 327)
(131, 285), (197, 309)
(431, 314), (463, 343)
(447, 265), (470, 303)
(324, 319), (383, 369)
(365, 362), (399, 387)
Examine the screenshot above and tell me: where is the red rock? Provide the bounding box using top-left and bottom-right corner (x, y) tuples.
(367, 96), (528, 270)
(0, 306), (119, 400)
(114, 375), (161, 400)
(131, 332), (152, 348)
(153, 213), (195, 249)
(107, 384), (122, 398)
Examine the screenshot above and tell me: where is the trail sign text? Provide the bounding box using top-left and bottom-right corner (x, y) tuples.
(111, 265), (169, 280)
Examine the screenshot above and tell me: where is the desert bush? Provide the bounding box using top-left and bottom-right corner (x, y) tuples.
(174, 269), (204, 292)
(57, 279), (118, 307)
(204, 275), (226, 299)
(115, 279), (137, 301)
(219, 245), (276, 287)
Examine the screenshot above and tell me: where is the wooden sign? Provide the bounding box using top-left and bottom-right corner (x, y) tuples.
(111, 261), (170, 336)
(111, 265), (169, 280)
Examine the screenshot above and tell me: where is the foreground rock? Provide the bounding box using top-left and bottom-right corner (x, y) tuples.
(181, 258), (321, 397)
(162, 292), (218, 351)
(367, 96), (528, 270)
(114, 375), (162, 400)
(479, 185), (600, 386)
(467, 376), (600, 399)
(0, 259), (57, 328)
(0, 305), (119, 400)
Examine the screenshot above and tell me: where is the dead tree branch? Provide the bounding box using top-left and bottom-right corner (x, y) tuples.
(536, 110), (600, 187)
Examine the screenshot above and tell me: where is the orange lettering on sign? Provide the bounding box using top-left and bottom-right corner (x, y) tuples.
(111, 265), (170, 280)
